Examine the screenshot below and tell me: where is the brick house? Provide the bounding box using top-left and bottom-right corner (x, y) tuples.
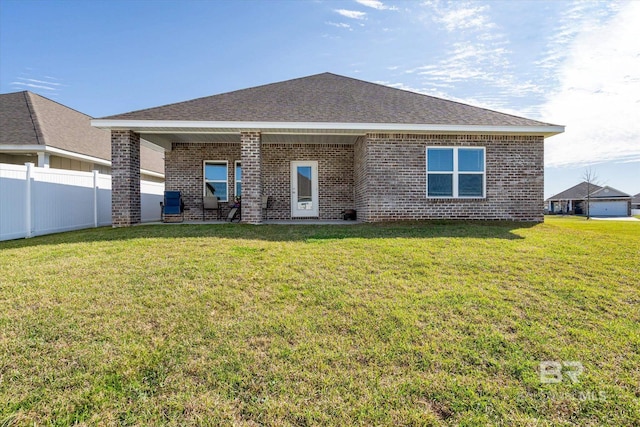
(92, 73), (563, 226)
(546, 182), (632, 216)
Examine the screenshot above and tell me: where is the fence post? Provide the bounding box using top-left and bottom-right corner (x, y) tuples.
(25, 162), (34, 238)
(93, 170), (99, 228)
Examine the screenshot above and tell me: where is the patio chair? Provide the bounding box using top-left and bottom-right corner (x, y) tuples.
(162, 191), (184, 222)
(262, 195), (272, 221)
(227, 206), (241, 222)
(202, 196), (221, 221)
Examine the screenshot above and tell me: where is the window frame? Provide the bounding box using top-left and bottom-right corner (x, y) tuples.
(426, 147), (486, 199)
(203, 160), (229, 202)
(234, 160), (242, 198)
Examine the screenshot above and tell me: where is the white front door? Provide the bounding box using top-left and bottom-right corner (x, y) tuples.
(291, 161), (319, 217)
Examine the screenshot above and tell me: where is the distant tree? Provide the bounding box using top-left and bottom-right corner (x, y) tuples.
(582, 168), (599, 220)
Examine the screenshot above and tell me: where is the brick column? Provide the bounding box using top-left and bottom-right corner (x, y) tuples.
(111, 130), (141, 227)
(240, 131), (262, 224)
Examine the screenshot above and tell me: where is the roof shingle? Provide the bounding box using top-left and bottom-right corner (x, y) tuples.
(546, 182), (632, 201)
(102, 72), (556, 127)
(1, 91), (164, 174)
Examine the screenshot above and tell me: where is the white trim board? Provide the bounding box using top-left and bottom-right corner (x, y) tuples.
(1, 144), (163, 178)
(91, 119), (564, 137)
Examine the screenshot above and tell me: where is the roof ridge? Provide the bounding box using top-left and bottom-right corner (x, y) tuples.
(25, 91), (96, 119)
(23, 92), (45, 145)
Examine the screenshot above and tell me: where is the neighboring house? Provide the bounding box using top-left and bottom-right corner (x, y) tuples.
(546, 182), (631, 216)
(92, 72), (564, 226)
(632, 193), (640, 215)
(0, 91), (164, 181)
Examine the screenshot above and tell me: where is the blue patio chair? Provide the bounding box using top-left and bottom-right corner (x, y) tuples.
(162, 191), (184, 222)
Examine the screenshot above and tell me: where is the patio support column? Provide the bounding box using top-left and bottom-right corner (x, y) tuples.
(240, 131), (262, 224)
(111, 130), (141, 227)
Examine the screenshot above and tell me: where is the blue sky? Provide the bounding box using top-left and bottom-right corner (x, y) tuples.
(1, 0), (638, 197)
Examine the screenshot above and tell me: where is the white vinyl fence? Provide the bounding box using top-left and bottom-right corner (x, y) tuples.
(0, 163), (164, 241)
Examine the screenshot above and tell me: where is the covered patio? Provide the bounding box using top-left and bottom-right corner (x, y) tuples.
(102, 128), (362, 226)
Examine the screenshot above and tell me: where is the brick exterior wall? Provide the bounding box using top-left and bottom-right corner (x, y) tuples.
(111, 130), (141, 227)
(241, 132), (262, 224)
(262, 144), (354, 220)
(162, 133), (543, 223)
(354, 136), (370, 221)
(360, 133), (544, 222)
(165, 142), (241, 221)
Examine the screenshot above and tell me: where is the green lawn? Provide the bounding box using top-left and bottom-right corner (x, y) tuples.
(1, 217), (638, 426)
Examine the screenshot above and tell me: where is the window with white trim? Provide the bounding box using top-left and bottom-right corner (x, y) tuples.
(426, 147), (485, 198)
(204, 161), (228, 202)
(235, 161), (242, 197)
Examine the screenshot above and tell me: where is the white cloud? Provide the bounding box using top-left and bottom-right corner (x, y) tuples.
(17, 77), (62, 86)
(325, 21), (352, 29)
(536, 1), (619, 77)
(334, 9), (367, 20)
(541, 1), (640, 167)
(355, 0), (398, 11)
(426, 0), (495, 32)
(10, 75), (62, 93)
(11, 81), (59, 91)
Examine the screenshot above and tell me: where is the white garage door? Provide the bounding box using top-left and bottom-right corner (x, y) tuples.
(589, 201), (628, 216)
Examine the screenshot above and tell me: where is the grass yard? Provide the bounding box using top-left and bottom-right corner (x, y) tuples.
(1, 217), (638, 426)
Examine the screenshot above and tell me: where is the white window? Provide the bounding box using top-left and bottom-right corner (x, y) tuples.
(426, 147), (485, 198)
(235, 161), (242, 197)
(204, 161), (228, 202)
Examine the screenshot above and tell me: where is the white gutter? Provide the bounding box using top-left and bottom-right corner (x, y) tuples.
(1, 144), (164, 178)
(91, 119), (564, 136)
(1, 145), (113, 166)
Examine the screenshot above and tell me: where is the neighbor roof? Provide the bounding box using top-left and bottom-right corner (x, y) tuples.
(0, 91), (164, 174)
(546, 182), (603, 201)
(589, 186), (631, 199)
(547, 182), (632, 202)
(102, 72), (556, 127)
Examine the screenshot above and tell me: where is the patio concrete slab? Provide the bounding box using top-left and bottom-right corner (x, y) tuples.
(139, 219), (361, 226)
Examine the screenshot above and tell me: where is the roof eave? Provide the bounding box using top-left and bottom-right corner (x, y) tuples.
(91, 119), (564, 137)
(0, 144), (164, 177)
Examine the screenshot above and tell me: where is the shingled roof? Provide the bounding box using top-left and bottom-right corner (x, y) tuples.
(1, 91), (164, 174)
(102, 72), (554, 127)
(546, 182), (632, 202)
(546, 182), (603, 201)
(589, 186), (631, 199)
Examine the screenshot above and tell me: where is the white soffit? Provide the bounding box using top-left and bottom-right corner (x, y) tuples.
(92, 119), (564, 137)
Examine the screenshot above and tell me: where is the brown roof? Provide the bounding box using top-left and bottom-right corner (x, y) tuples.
(1, 91), (164, 174)
(589, 186), (631, 199)
(546, 182), (632, 201)
(546, 182), (603, 201)
(103, 72), (555, 127)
